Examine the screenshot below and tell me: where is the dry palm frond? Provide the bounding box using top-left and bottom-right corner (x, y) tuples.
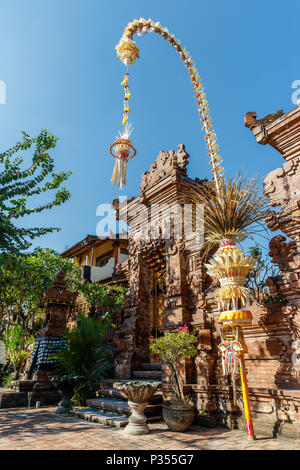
(189, 174), (268, 253)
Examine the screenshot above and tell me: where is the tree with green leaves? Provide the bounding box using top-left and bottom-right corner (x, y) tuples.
(77, 282), (127, 318)
(0, 248), (81, 335)
(150, 325), (198, 405)
(0, 129), (71, 253)
(3, 325), (35, 381)
(245, 245), (284, 304)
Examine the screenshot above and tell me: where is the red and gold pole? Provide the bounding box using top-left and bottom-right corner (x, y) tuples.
(219, 315), (255, 440)
(206, 240), (256, 440)
(239, 351), (255, 439)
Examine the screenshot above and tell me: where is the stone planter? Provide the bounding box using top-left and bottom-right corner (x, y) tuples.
(114, 381), (161, 435)
(162, 403), (195, 432)
(50, 375), (83, 414)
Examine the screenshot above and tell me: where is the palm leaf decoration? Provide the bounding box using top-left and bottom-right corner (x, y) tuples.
(186, 174), (269, 312)
(190, 174), (268, 253)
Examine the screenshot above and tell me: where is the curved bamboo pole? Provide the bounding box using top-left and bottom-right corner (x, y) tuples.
(115, 18), (224, 195)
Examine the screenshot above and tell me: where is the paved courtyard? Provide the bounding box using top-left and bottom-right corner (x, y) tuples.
(0, 407), (299, 450)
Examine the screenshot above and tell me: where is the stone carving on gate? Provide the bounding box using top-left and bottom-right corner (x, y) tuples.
(140, 144), (189, 193)
(268, 235), (297, 271)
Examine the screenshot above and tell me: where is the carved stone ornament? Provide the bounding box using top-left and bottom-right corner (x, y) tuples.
(140, 144), (189, 193)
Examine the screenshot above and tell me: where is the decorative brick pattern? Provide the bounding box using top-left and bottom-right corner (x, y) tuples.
(0, 407), (299, 450)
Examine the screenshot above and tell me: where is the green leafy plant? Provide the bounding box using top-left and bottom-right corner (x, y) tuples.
(150, 325), (198, 405)
(245, 245), (285, 304)
(76, 283), (126, 318)
(2, 372), (14, 389)
(53, 314), (111, 405)
(0, 248), (80, 335)
(0, 129), (72, 253)
(263, 292), (286, 304)
(3, 325), (34, 380)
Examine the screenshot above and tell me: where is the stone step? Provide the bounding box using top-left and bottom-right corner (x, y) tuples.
(71, 408), (162, 428)
(85, 397), (161, 417)
(131, 370), (162, 379)
(0, 391), (28, 409)
(140, 363), (161, 371)
(71, 408), (129, 428)
(96, 388), (126, 401)
(97, 387), (162, 404)
(99, 378), (162, 386)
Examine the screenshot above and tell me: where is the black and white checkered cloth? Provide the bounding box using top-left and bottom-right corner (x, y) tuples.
(27, 336), (66, 379)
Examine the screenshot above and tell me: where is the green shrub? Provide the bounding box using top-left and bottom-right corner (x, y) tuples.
(3, 325), (34, 380)
(2, 372), (14, 389)
(53, 314), (111, 405)
(150, 325), (198, 405)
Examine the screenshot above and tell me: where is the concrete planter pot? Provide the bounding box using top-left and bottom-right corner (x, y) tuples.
(114, 381), (161, 435)
(50, 375), (83, 414)
(162, 403), (195, 432)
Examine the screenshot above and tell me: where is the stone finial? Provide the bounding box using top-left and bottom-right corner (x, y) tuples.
(244, 111), (257, 129)
(42, 271), (77, 305)
(140, 144), (190, 193)
(245, 110), (285, 130)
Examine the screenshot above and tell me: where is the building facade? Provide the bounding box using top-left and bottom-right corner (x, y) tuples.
(61, 234), (129, 284)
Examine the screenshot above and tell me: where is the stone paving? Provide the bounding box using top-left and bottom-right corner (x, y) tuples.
(0, 407), (299, 450)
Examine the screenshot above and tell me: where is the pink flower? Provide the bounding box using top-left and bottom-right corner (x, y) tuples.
(178, 324), (189, 332)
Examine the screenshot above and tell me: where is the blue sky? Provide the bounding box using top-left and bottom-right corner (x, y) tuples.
(0, 0), (298, 254)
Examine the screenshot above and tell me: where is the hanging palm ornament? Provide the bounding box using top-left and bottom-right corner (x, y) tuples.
(110, 70), (136, 189)
(111, 17), (224, 193)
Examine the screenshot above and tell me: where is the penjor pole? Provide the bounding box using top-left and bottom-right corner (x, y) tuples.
(111, 18), (224, 192)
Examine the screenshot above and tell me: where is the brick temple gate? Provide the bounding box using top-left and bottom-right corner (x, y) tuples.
(109, 102), (300, 438)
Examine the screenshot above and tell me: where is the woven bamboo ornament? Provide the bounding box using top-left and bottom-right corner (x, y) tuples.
(205, 239), (255, 324)
(112, 17), (224, 193)
(218, 339), (243, 376)
(110, 70), (136, 189)
(110, 122), (136, 189)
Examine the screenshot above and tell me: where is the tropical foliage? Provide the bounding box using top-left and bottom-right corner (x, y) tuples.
(53, 314), (112, 405)
(3, 325), (34, 380)
(0, 129), (71, 253)
(77, 283), (127, 318)
(246, 245), (285, 304)
(150, 325), (198, 405)
(0, 248), (80, 335)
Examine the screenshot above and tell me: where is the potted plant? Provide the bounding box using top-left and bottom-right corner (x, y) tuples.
(150, 325), (198, 431)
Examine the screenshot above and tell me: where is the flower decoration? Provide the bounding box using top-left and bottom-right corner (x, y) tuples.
(115, 39), (140, 66)
(178, 324), (190, 332)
